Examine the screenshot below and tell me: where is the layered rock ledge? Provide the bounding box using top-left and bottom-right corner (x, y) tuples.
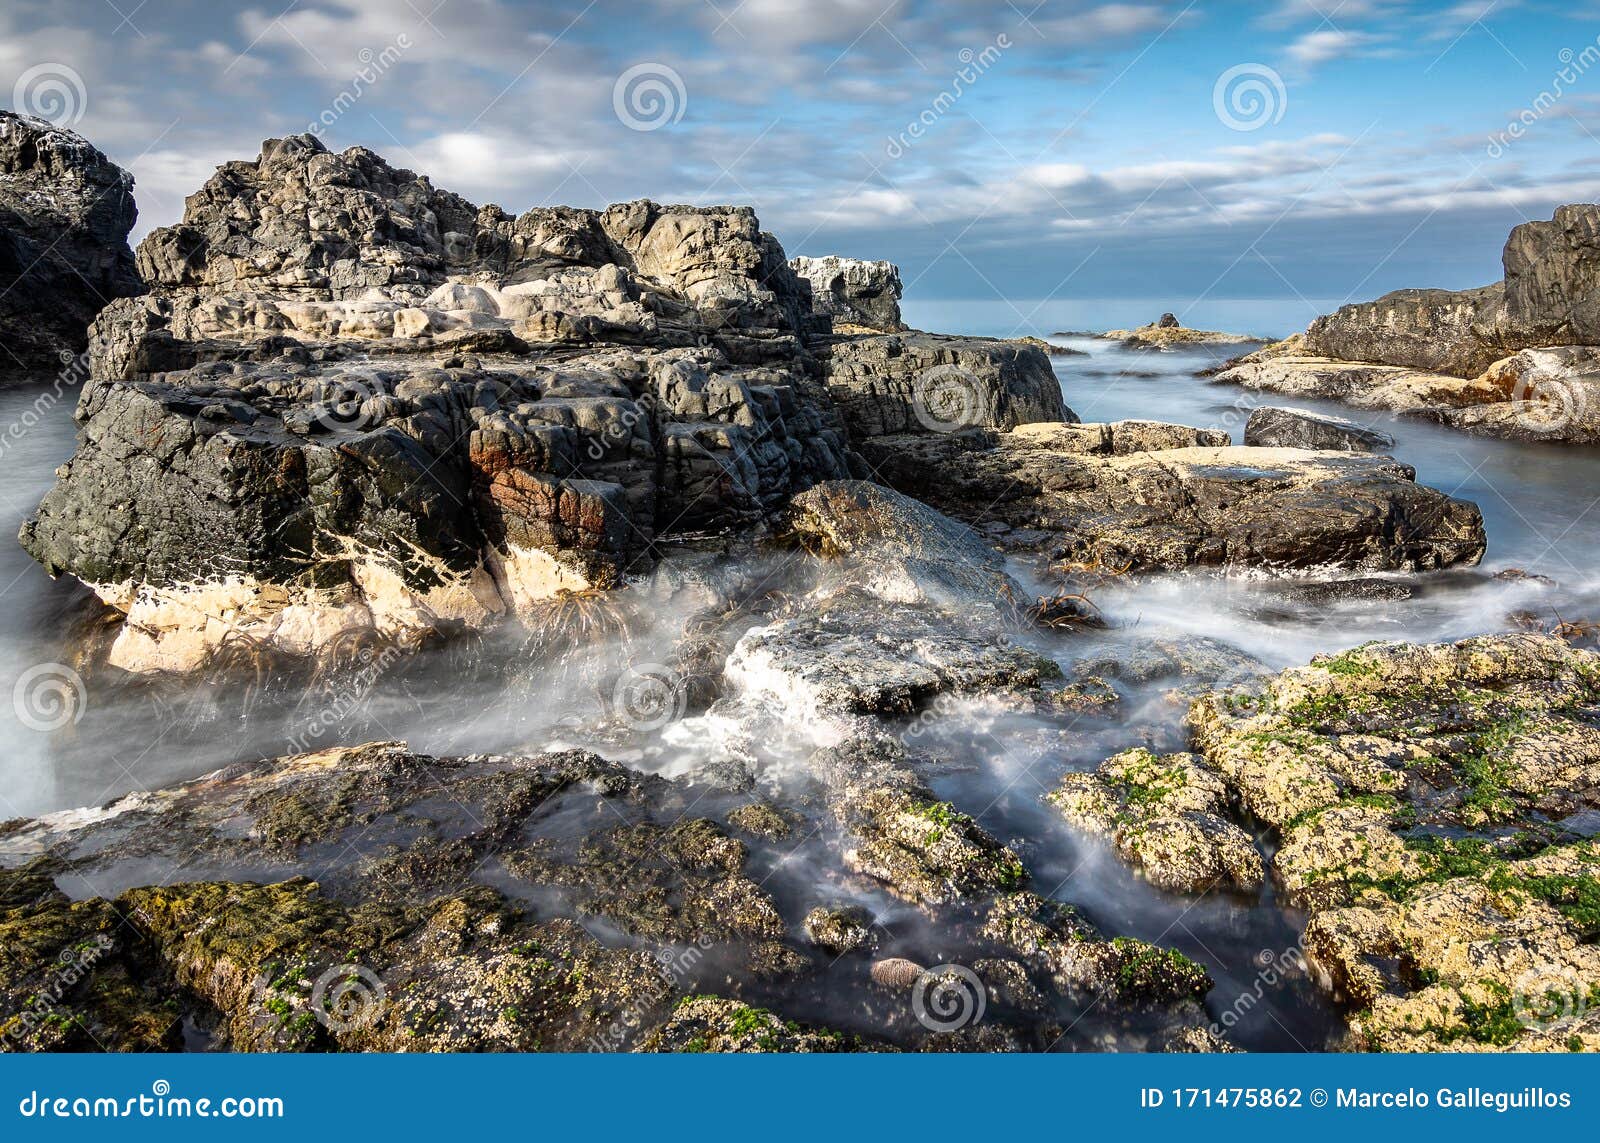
(1212, 206), (1600, 443)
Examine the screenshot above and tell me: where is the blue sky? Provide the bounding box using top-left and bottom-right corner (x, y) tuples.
(4, 0), (1598, 313)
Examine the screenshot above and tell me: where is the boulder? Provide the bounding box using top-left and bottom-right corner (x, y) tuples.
(0, 112), (140, 381)
(787, 479), (1026, 612)
(789, 255), (904, 331)
(818, 331), (1072, 438)
(1243, 406), (1395, 452)
(1046, 748), (1264, 894)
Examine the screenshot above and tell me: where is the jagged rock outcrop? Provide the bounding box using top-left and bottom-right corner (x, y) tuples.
(1213, 205), (1600, 442)
(789, 254), (904, 331)
(20, 135), (854, 671)
(0, 112), (140, 382)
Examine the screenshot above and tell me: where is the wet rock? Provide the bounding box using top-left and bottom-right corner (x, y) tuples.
(1244, 406), (1396, 453)
(803, 906), (878, 956)
(789, 255), (904, 332)
(864, 429), (1485, 574)
(0, 862), (182, 1051)
(808, 730), (1028, 908)
(725, 591), (1060, 721)
(0, 112), (141, 382)
(726, 801), (796, 841)
(788, 479), (1026, 612)
(979, 891), (1212, 1006)
(1072, 635), (1266, 690)
(0, 742), (830, 1050)
(818, 331), (1071, 438)
(21, 135), (855, 672)
(637, 996), (879, 1052)
(1046, 749), (1264, 893)
(1189, 633), (1600, 1051)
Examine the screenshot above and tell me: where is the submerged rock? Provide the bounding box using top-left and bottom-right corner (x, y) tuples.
(0, 112), (141, 382)
(1244, 406), (1396, 453)
(1188, 633), (1600, 1051)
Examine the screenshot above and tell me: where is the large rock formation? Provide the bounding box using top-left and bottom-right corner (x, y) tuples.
(0, 112), (140, 382)
(1213, 205), (1600, 442)
(20, 136), (856, 671)
(789, 254), (904, 331)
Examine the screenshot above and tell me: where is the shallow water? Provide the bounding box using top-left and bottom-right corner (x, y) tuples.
(4, 327), (1599, 1051)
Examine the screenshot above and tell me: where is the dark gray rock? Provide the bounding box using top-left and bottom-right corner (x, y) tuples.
(1243, 406), (1395, 452)
(1301, 203), (1600, 379)
(818, 331), (1072, 438)
(0, 112), (140, 382)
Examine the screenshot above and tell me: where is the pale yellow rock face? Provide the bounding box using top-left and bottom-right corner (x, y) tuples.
(91, 545), (530, 673)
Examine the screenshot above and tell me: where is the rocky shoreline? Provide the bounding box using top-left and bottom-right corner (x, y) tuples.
(1, 121), (1596, 1054)
(1210, 206), (1600, 443)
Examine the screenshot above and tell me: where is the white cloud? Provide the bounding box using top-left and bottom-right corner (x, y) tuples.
(1287, 28), (1382, 68)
